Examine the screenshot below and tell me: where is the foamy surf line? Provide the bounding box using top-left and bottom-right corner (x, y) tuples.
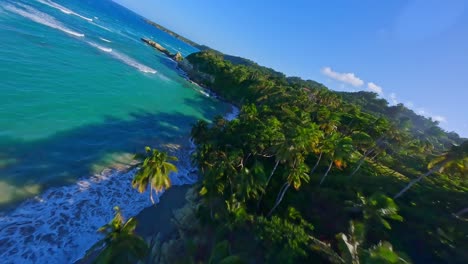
(87, 41), (156, 73)
(0, 149), (196, 264)
(4, 3), (84, 37)
(36, 0), (93, 22)
(99, 37), (111, 43)
(92, 22), (112, 32)
(87, 41), (112, 53)
(0, 107), (238, 264)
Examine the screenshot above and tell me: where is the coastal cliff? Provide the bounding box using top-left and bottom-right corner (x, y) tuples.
(177, 58), (214, 87)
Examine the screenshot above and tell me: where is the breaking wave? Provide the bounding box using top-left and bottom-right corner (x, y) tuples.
(86, 41), (156, 74)
(99, 37), (112, 43)
(3, 3), (84, 37)
(36, 0), (93, 22)
(87, 41), (112, 53)
(0, 105), (239, 264)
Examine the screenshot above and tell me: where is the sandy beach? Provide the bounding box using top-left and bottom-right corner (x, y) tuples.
(76, 184), (191, 264)
(134, 185), (190, 240)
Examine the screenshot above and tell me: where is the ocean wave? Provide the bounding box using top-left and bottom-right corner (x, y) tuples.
(3, 3), (84, 37)
(91, 22), (112, 32)
(198, 89), (210, 97)
(99, 37), (111, 43)
(87, 41), (112, 53)
(36, 0), (93, 22)
(0, 146), (196, 264)
(0, 106), (238, 264)
(86, 41), (156, 73)
(110, 51), (157, 74)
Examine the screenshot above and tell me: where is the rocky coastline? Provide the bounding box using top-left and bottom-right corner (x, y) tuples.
(141, 37), (234, 102)
(141, 38), (183, 62)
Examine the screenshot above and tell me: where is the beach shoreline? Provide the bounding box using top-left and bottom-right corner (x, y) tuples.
(75, 103), (238, 263)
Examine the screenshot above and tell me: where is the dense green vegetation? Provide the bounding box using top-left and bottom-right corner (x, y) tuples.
(90, 207), (148, 263)
(180, 50), (467, 263)
(94, 50), (467, 263)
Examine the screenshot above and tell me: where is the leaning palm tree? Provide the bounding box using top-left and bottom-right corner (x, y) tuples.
(394, 141), (468, 199)
(132, 147), (178, 204)
(310, 221), (411, 264)
(319, 134), (353, 186)
(90, 207), (148, 264)
(350, 193), (403, 230)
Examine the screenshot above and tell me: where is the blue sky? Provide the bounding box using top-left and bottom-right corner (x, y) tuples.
(114, 0), (468, 137)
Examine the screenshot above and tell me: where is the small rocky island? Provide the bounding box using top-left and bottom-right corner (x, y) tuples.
(141, 38), (183, 61)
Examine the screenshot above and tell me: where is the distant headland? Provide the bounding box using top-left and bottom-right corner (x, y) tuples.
(143, 19), (211, 51)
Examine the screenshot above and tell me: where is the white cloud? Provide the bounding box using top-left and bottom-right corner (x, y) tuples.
(321, 67), (364, 87)
(389, 93), (398, 105)
(406, 101), (414, 108)
(432, 115), (447, 123)
(367, 82), (383, 95)
(416, 108), (447, 123)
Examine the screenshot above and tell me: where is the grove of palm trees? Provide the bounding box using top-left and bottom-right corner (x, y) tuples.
(96, 50), (467, 263)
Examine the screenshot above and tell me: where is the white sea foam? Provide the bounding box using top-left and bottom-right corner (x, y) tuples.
(86, 41), (156, 74)
(198, 89), (210, 97)
(87, 41), (112, 53)
(109, 50), (157, 74)
(91, 22), (112, 32)
(99, 37), (112, 43)
(0, 147), (196, 264)
(36, 0), (93, 22)
(0, 106), (238, 264)
(4, 3), (84, 37)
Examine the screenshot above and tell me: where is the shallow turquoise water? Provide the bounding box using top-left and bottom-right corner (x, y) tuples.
(0, 0), (230, 262)
(0, 0), (226, 207)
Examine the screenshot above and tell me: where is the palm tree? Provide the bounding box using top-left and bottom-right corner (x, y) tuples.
(191, 120), (209, 144)
(347, 131), (374, 177)
(319, 134), (353, 186)
(267, 158), (309, 217)
(394, 141), (468, 199)
(309, 221), (410, 264)
(90, 207), (148, 264)
(350, 193), (403, 230)
(453, 207), (468, 220)
(266, 122), (321, 216)
(335, 221), (410, 264)
(132, 147), (178, 204)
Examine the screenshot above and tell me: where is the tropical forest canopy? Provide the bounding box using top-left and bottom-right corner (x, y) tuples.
(94, 50), (467, 264)
(183, 50), (467, 263)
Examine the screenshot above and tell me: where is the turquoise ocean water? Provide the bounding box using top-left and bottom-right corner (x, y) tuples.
(0, 0), (230, 262)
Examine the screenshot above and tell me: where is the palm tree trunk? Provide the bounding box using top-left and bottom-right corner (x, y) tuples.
(370, 150), (382, 161)
(393, 165), (441, 199)
(319, 160), (334, 186)
(309, 152), (323, 176)
(266, 160), (280, 188)
(210, 199), (214, 220)
(267, 182), (290, 217)
(257, 160), (280, 210)
(349, 148), (375, 177)
(454, 207), (468, 219)
(150, 186), (155, 204)
(308, 235), (345, 264)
